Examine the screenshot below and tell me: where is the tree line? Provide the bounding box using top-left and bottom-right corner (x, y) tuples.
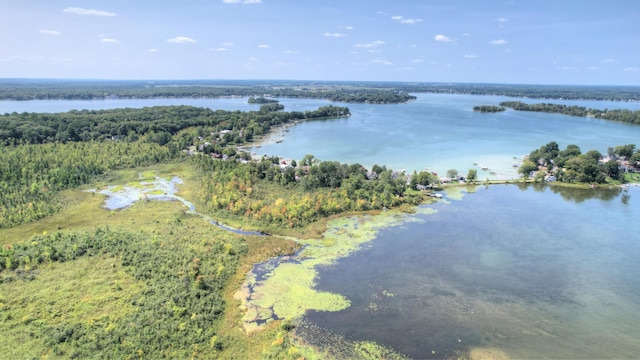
(499, 101), (640, 125)
(0, 79), (415, 104)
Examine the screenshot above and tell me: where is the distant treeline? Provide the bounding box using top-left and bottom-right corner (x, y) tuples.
(500, 101), (640, 125)
(0, 80), (415, 104)
(3, 79), (639, 102)
(398, 82), (640, 102)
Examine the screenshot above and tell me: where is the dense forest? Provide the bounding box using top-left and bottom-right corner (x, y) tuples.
(518, 141), (639, 184)
(500, 101), (640, 125)
(0, 104), (349, 145)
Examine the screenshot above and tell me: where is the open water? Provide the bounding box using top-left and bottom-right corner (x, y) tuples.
(2, 93), (640, 358)
(305, 184), (640, 358)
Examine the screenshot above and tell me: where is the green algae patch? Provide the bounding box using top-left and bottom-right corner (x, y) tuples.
(235, 211), (423, 332)
(444, 184), (479, 201)
(252, 262), (350, 319)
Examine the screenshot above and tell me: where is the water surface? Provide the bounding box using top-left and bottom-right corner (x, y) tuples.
(303, 185), (640, 359)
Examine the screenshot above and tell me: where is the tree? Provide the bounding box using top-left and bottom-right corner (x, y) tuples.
(585, 150), (603, 162)
(300, 154), (317, 167)
(518, 160), (538, 178)
(466, 169), (477, 183)
(446, 169), (458, 179)
(603, 159), (620, 180)
(613, 144), (636, 158)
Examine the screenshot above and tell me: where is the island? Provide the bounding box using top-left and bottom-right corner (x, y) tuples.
(473, 105), (506, 112)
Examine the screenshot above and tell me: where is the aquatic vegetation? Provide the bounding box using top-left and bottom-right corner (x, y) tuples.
(235, 210), (430, 332)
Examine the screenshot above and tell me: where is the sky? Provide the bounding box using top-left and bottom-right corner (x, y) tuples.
(1, 0), (639, 85)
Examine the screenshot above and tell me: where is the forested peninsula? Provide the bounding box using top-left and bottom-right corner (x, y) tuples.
(500, 101), (640, 125)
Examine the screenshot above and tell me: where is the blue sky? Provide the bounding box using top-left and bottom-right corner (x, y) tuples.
(1, 0), (639, 85)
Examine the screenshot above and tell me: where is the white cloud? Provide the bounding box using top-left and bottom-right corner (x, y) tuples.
(624, 67), (640, 72)
(63, 7), (116, 16)
(39, 30), (61, 35)
(398, 66), (413, 71)
(100, 38), (119, 43)
(223, 0), (261, 3)
(284, 50), (298, 54)
(222, 42), (235, 47)
(52, 57), (73, 62)
(586, 66), (597, 70)
(392, 15), (423, 24)
(369, 59), (392, 65)
(354, 40), (385, 48)
(463, 33), (472, 37)
(601, 58), (616, 63)
(559, 65), (579, 71)
(149, 48), (159, 53)
(490, 39), (507, 45)
(464, 54), (478, 58)
(411, 59), (424, 64)
(258, 44), (270, 48)
(210, 47), (228, 52)
(345, 26), (355, 30)
(434, 34), (453, 42)
(324, 32), (346, 37)
(498, 18), (508, 22)
(167, 36), (197, 43)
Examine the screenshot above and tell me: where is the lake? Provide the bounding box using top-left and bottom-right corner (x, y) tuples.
(303, 184), (640, 359)
(2, 93), (640, 358)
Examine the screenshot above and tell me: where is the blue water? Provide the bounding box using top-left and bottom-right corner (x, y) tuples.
(305, 185), (640, 359)
(251, 94), (640, 180)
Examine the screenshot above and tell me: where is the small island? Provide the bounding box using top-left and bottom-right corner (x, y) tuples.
(473, 105), (506, 112)
(248, 96), (279, 104)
